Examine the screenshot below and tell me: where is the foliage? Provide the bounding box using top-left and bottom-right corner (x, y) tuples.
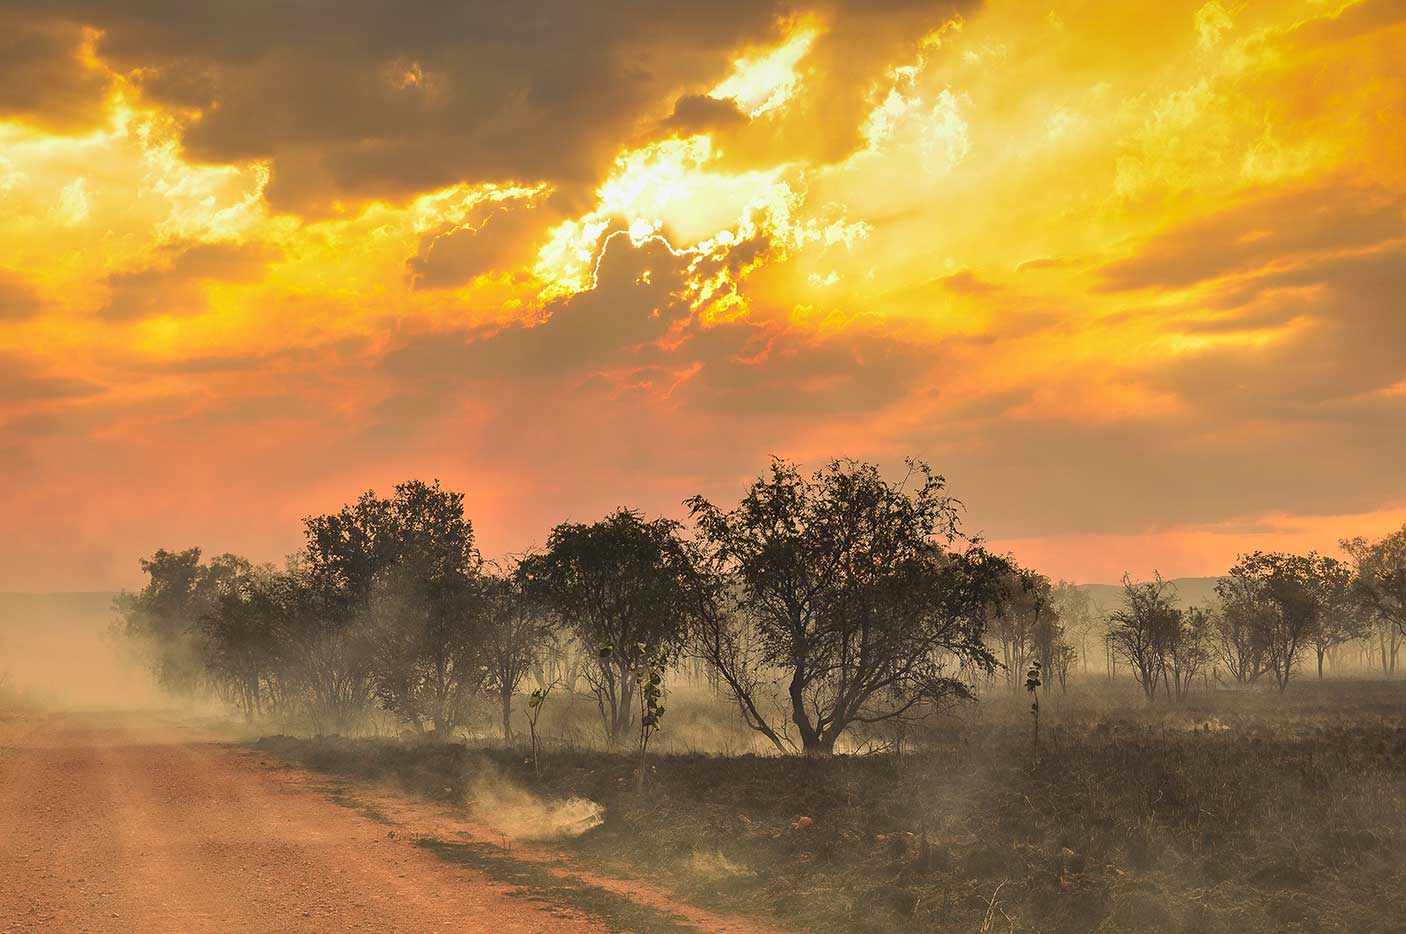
(481, 567), (553, 742)
(519, 509), (696, 747)
(1211, 574), (1271, 685)
(310, 479), (484, 735)
(114, 548), (249, 697)
(687, 458), (1003, 756)
(524, 680), (556, 776)
(635, 643), (669, 791)
(1219, 551), (1351, 693)
(1343, 525), (1406, 641)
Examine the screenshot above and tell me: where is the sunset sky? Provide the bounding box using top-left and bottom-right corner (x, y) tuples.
(2, 0), (1404, 591)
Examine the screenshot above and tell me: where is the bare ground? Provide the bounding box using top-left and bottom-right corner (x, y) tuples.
(0, 711), (772, 933)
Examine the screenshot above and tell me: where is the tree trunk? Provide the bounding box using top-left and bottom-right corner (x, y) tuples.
(500, 687), (513, 744)
(788, 668), (829, 754)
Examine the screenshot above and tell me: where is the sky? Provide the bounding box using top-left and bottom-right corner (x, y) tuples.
(1, 0), (1404, 591)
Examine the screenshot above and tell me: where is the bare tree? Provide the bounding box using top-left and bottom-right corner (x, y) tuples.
(1050, 581), (1097, 674)
(1106, 574), (1180, 701)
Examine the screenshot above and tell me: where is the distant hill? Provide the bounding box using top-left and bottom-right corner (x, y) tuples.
(1076, 577), (1223, 614)
(0, 591), (162, 708)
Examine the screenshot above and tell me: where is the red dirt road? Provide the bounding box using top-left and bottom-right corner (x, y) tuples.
(0, 711), (608, 933)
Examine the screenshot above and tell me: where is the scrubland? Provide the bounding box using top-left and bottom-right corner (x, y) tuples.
(258, 677), (1406, 934)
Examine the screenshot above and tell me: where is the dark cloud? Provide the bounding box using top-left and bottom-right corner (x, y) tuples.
(408, 200), (552, 290)
(1283, 0), (1406, 48)
(383, 231), (932, 428)
(0, 268), (43, 321)
(0, 354), (103, 405)
(662, 94), (750, 135)
(387, 234), (693, 385)
(12, 0), (791, 211)
(3, 1), (980, 213)
(1099, 183), (1406, 292)
(937, 269), (999, 295)
(0, 12), (109, 130)
(99, 241), (280, 322)
(707, 2), (983, 174)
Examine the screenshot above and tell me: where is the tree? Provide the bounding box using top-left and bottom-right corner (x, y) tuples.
(1221, 551), (1333, 693)
(115, 548), (247, 697)
(1307, 555), (1368, 679)
(1106, 574), (1181, 701)
(1166, 606), (1211, 699)
(274, 564), (377, 734)
(687, 458), (1003, 757)
(1212, 574), (1270, 685)
(480, 567), (553, 743)
(1050, 581), (1097, 673)
(519, 510), (696, 747)
(985, 566), (1049, 691)
(1343, 526), (1406, 647)
(299, 479), (483, 735)
(367, 565), (486, 736)
(1032, 610), (1078, 694)
(201, 562), (286, 721)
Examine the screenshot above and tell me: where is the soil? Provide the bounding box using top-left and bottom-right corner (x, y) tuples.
(0, 710), (776, 933)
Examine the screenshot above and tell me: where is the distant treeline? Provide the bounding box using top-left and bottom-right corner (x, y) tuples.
(115, 457), (1406, 754)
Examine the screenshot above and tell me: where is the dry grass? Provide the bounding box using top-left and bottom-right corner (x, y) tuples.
(259, 678), (1406, 933)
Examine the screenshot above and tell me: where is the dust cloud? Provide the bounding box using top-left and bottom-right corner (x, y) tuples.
(0, 592), (165, 711)
(466, 761), (604, 841)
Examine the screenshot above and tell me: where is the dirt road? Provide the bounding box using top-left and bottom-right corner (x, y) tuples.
(0, 711), (616, 933)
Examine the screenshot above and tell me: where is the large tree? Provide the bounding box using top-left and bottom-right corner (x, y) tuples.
(299, 479), (484, 735)
(519, 510), (696, 747)
(687, 458), (1003, 757)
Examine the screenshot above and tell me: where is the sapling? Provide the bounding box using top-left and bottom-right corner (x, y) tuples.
(524, 679), (557, 778)
(1025, 661), (1042, 766)
(635, 643), (668, 793)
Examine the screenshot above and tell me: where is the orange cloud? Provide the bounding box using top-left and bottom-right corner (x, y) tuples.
(0, 0), (1403, 590)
